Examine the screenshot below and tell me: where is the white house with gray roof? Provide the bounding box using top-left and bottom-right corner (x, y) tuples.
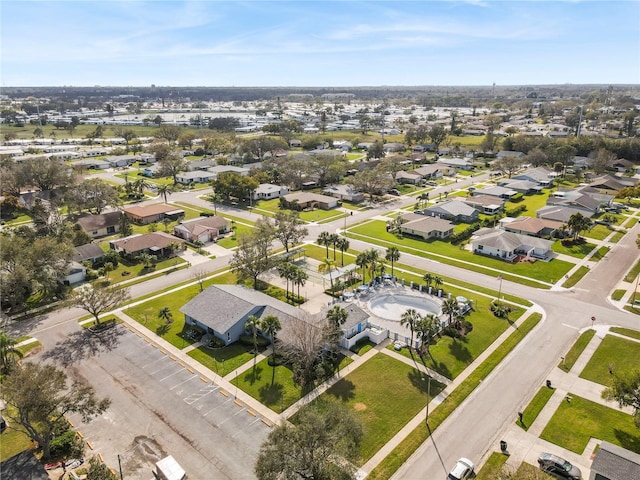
(471, 228), (553, 262)
(252, 183), (290, 200)
(422, 200), (479, 223)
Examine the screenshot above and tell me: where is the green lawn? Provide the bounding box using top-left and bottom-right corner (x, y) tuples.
(188, 342), (259, 377)
(611, 289), (626, 301)
(579, 334), (640, 385)
(558, 329), (595, 373)
(105, 256), (186, 283)
(552, 240), (595, 259)
(624, 258), (640, 282)
(0, 408), (33, 462)
(540, 394), (640, 454)
(475, 452), (508, 480)
(584, 224), (616, 241)
(518, 387), (555, 431)
(233, 360), (303, 413)
(590, 246), (610, 261)
(515, 462), (553, 479)
(610, 327), (640, 341)
(562, 266), (590, 288)
(318, 354), (444, 464)
(367, 313), (542, 480)
(609, 231), (626, 243)
(391, 303), (523, 380)
(504, 191), (550, 217)
(348, 220), (573, 286)
(253, 198), (347, 223)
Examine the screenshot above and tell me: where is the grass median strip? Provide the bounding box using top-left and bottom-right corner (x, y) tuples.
(558, 329), (595, 373)
(517, 387), (555, 431)
(610, 327), (640, 340)
(367, 312), (542, 479)
(562, 266), (590, 288)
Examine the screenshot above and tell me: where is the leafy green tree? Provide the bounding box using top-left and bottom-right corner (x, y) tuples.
(603, 370), (640, 427)
(230, 220), (274, 289)
(66, 179), (119, 214)
(273, 211), (308, 253)
(367, 140), (385, 160)
(2, 363), (110, 460)
(567, 212), (592, 240)
(385, 246), (400, 277)
(428, 124), (448, 150)
(69, 284), (131, 325)
(0, 331), (23, 374)
(255, 401), (362, 480)
(86, 456), (118, 480)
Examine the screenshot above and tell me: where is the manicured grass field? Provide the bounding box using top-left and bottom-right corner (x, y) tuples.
(540, 394), (640, 454)
(609, 231), (626, 243)
(105, 256), (186, 283)
(515, 462), (553, 479)
(562, 265), (590, 288)
(348, 220), (573, 286)
(391, 304), (523, 380)
(584, 224), (616, 241)
(319, 353), (444, 464)
(558, 329), (595, 373)
(624, 258), (640, 282)
(188, 343), (258, 377)
(367, 313), (542, 479)
(505, 191), (550, 217)
(0, 407), (33, 462)
(611, 289), (626, 301)
(610, 327), (640, 341)
(579, 334), (640, 385)
(590, 246), (610, 261)
(552, 240), (595, 259)
(518, 387), (555, 431)
(475, 452), (508, 480)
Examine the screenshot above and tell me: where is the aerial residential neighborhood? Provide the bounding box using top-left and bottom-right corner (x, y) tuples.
(1, 1), (639, 480)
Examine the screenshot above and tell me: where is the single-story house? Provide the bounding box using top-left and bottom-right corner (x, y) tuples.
(252, 183), (291, 200)
(474, 186), (518, 200)
(74, 243), (106, 265)
(187, 159), (216, 171)
(175, 170), (217, 184)
(180, 284), (308, 346)
(612, 158), (634, 172)
(422, 200), (479, 223)
(382, 142), (405, 153)
(339, 303), (375, 349)
(512, 167), (554, 187)
(589, 441), (640, 480)
(76, 211), (121, 238)
(323, 184), (364, 203)
(399, 213), (454, 240)
(110, 232), (185, 258)
(502, 217), (564, 238)
(572, 156), (592, 170)
(414, 164), (449, 178)
(546, 189), (604, 214)
(282, 192), (338, 210)
(62, 261), (87, 285)
(173, 216), (230, 243)
(497, 178), (543, 194)
(471, 228), (553, 262)
(207, 165), (250, 178)
(123, 203), (185, 225)
(138, 153), (156, 164)
(463, 195), (504, 215)
(412, 143), (437, 153)
(496, 150), (525, 160)
(395, 170), (422, 184)
(73, 158), (110, 170)
(537, 205), (596, 223)
(0, 450), (50, 480)
(289, 139), (302, 147)
(104, 155), (137, 167)
(589, 174), (639, 193)
(436, 157), (475, 170)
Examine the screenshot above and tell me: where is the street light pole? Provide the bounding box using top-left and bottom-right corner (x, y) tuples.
(118, 454), (123, 480)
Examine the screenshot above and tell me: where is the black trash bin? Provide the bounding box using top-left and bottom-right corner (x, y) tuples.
(500, 440), (508, 452)
(546, 379), (552, 388)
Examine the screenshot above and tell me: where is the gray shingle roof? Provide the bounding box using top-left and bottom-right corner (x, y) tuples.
(76, 212), (120, 231)
(74, 243), (105, 262)
(591, 441), (640, 480)
(423, 200), (478, 218)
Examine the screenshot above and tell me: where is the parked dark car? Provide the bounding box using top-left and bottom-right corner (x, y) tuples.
(388, 189), (401, 196)
(537, 453), (582, 479)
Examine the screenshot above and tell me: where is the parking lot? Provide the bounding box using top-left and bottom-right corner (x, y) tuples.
(66, 325), (271, 480)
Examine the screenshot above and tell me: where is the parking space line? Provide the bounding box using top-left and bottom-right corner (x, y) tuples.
(169, 375), (198, 391)
(152, 362), (183, 376)
(158, 368), (186, 382)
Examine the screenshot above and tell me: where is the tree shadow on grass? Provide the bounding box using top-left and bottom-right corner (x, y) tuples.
(41, 326), (125, 367)
(426, 358), (452, 380)
(242, 366), (264, 385)
(326, 379), (356, 402)
(408, 369), (445, 397)
(449, 339), (473, 364)
(156, 324), (171, 336)
(614, 428), (640, 453)
(258, 382), (285, 407)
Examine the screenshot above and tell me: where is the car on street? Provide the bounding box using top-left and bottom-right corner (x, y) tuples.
(537, 452), (582, 479)
(426, 181), (438, 186)
(388, 188), (401, 196)
(447, 457), (474, 480)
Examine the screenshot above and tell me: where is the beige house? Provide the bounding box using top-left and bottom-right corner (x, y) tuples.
(173, 216), (230, 243)
(123, 203), (185, 225)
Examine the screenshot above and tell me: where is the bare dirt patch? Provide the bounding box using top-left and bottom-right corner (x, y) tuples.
(354, 402), (368, 411)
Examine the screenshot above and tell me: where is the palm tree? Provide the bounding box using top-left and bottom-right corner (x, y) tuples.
(291, 266), (308, 300)
(400, 309), (420, 351)
(423, 273), (433, 291)
(245, 315), (261, 371)
(158, 306), (173, 324)
(157, 184), (172, 203)
(567, 212), (592, 241)
(366, 248), (380, 282)
(0, 331), (23, 374)
(138, 253), (155, 270)
(260, 315), (282, 385)
(318, 258), (337, 293)
(317, 231), (332, 258)
(415, 314), (439, 362)
(132, 178), (151, 199)
(326, 305), (348, 329)
(162, 217), (172, 232)
(328, 233), (340, 261)
(277, 261), (296, 300)
(335, 237), (350, 267)
(441, 297), (459, 326)
(433, 275), (443, 293)
(385, 246), (400, 277)
(356, 252), (368, 285)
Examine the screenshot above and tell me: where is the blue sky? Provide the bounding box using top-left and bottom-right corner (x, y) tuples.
(2, 1), (638, 87)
